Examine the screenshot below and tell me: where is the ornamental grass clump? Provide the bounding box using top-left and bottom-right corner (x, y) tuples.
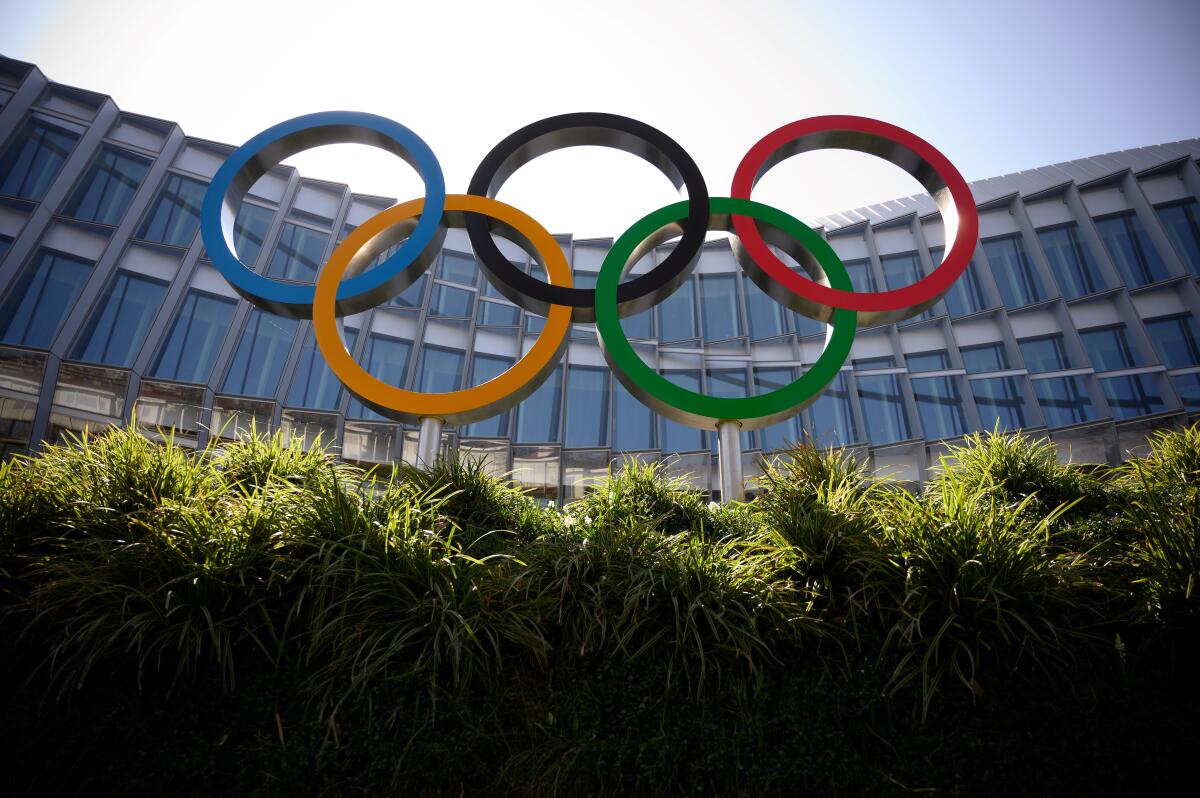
(870, 477), (1104, 718)
(755, 445), (889, 634)
(1119, 425), (1200, 623)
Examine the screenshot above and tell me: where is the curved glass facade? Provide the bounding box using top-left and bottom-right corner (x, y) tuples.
(1, 55), (1200, 498)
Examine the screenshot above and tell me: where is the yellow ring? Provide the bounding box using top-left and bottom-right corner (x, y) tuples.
(313, 194), (572, 424)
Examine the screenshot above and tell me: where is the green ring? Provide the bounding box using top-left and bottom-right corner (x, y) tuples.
(594, 197), (857, 431)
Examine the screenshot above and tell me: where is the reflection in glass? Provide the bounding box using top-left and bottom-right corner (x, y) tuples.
(287, 328), (359, 409)
(700, 275), (740, 342)
(221, 309), (300, 397)
(477, 299), (520, 326)
(232, 203), (274, 266)
(906, 350), (949, 372)
(514, 365), (562, 443)
(844, 259), (876, 293)
(429, 283), (475, 318)
(266, 222), (329, 281)
(71, 270), (168, 366)
(960, 342), (1009, 374)
(1079, 325), (1138, 372)
(743, 274), (784, 340)
(660, 371), (704, 452)
(1019, 334), (1071, 373)
(881, 252), (932, 320)
(1171, 373), (1200, 411)
(971, 376), (1028, 430)
(415, 345), (465, 394)
(0, 249), (92, 347)
(808, 372), (856, 447)
(138, 173), (207, 247)
(348, 332), (412, 419)
(152, 290), (237, 383)
(754, 367), (798, 451)
(911, 375), (968, 440)
(1144, 315), (1200, 369)
(1156, 200), (1200, 277)
(931, 248), (988, 316)
(0, 117), (78, 201)
(1100, 374), (1166, 420)
(856, 373), (912, 445)
(462, 353), (515, 437)
(613, 379), (653, 452)
(1034, 375), (1094, 427)
(1095, 211), (1169, 286)
(440, 251), (478, 285)
(564, 365), (609, 448)
(658, 277), (696, 341)
(983, 235), (1044, 308)
(1037, 224), (1104, 298)
(64, 145), (151, 225)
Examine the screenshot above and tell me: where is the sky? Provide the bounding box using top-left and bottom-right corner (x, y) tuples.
(1, 0), (1197, 239)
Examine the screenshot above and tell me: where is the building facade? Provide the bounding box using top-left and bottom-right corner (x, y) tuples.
(2, 56), (1200, 501)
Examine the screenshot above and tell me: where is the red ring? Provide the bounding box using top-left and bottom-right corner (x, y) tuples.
(730, 115), (978, 313)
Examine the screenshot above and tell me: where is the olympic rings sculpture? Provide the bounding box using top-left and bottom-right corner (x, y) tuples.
(200, 113), (977, 430)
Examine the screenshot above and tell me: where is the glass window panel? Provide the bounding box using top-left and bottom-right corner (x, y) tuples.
(415, 345), (465, 394)
(137, 173), (207, 247)
(514, 364), (562, 443)
(476, 299), (520, 326)
(0, 117), (79, 201)
(853, 355), (894, 371)
(792, 312), (825, 338)
(348, 333), (413, 420)
(233, 203), (274, 266)
(524, 314), (545, 334)
(700, 275), (740, 342)
(564, 365), (610, 448)
(906, 350), (949, 372)
(1144, 314), (1200, 369)
(1034, 376), (1095, 427)
(972, 376), (1028, 431)
(286, 328), (358, 409)
(880, 252), (933, 320)
(1171, 372), (1200, 411)
(982, 235), (1045, 308)
(387, 272), (427, 308)
(439, 251), (477, 285)
(1079, 325), (1138, 372)
(960, 343), (1009, 374)
(658, 277), (696, 342)
(1100, 373), (1166, 420)
(1095, 212), (1170, 287)
(0, 249), (92, 347)
(623, 307), (653, 339)
(462, 353), (515, 437)
(1156, 201), (1200, 278)
(1037, 224), (1105, 299)
(429, 283), (475, 318)
(613, 378), (653, 451)
(931, 248), (988, 317)
(70, 271), (168, 366)
(1019, 334), (1071, 373)
(573, 271), (598, 290)
(660, 371), (704, 452)
(808, 371), (857, 447)
(151, 290), (237, 383)
(844, 259), (876, 293)
(480, 264), (517, 299)
(743, 275), (784, 340)
(63, 145), (151, 225)
(265, 222), (329, 281)
(754, 367), (798, 451)
(856, 373), (912, 445)
(221, 309), (300, 397)
(707, 369), (753, 450)
(912, 375), (968, 440)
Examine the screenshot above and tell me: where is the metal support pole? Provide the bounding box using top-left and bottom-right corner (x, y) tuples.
(415, 416), (444, 469)
(716, 420), (745, 503)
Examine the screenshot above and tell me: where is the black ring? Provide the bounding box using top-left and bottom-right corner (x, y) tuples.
(466, 112), (710, 323)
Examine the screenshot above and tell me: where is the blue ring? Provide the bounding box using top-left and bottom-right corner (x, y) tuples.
(200, 111), (445, 317)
